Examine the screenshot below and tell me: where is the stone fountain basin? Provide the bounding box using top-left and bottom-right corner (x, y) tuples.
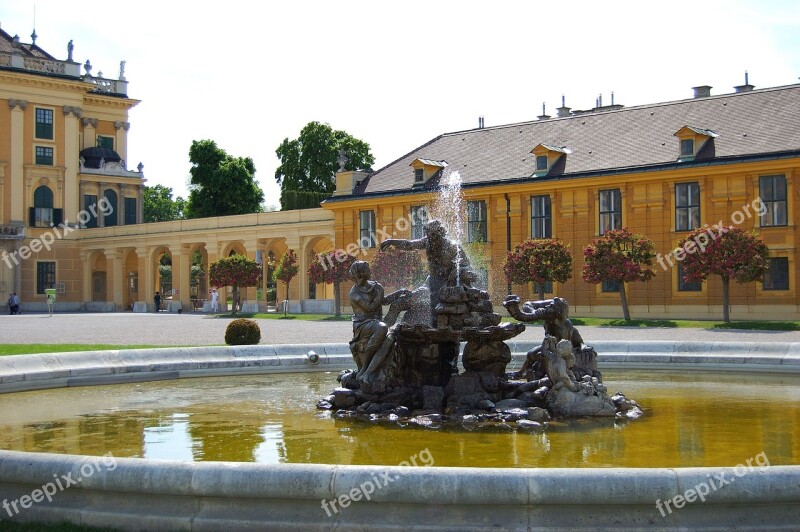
(393, 322), (526, 344)
(0, 342), (799, 530)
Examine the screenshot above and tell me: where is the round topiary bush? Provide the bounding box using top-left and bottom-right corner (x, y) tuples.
(225, 318), (262, 345)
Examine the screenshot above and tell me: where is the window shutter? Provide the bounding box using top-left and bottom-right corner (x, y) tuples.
(53, 209), (63, 227)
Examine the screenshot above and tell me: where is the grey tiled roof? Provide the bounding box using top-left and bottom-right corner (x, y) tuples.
(350, 84), (800, 197)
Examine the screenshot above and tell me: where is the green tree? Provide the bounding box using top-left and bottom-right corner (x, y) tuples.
(273, 249), (299, 316)
(275, 121), (375, 210)
(307, 250), (357, 317)
(209, 255), (262, 316)
(504, 239), (573, 300)
(678, 226), (770, 322)
(187, 139), (264, 219)
(143, 184), (186, 222)
(583, 228), (656, 321)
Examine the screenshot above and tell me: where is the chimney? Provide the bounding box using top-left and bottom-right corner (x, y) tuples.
(556, 94), (571, 117)
(734, 71), (755, 93)
(692, 85), (712, 98)
(478, 116), (484, 129)
(537, 102), (550, 120)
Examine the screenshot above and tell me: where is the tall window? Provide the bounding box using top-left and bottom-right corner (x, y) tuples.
(33, 186), (54, 227)
(763, 257), (789, 290)
(124, 197), (137, 225)
(599, 189), (621, 234)
(35, 146), (54, 165)
(359, 210), (376, 248)
(36, 262), (56, 294)
(534, 281), (553, 295)
(467, 200), (487, 243)
(760, 175), (787, 227)
(104, 189), (118, 227)
(531, 195), (552, 238)
(677, 263), (702, 292)
(675, 182), (700, 231)
(410, 205), (429, 239)
(97, 135), (114, 150)
(83, 195), (98, 228)
(35, 108), (53, 139)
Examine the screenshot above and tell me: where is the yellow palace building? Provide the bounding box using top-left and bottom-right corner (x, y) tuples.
(2, 24), (799, 319)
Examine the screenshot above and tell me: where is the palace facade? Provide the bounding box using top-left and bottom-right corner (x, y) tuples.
(2, 24), (799, 319)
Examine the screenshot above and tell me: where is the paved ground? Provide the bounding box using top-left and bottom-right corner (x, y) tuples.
(1, 311), (799, 346)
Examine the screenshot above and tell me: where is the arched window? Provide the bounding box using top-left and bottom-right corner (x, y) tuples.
(104, 189), (118, 227)
(32, 186), (54, 227)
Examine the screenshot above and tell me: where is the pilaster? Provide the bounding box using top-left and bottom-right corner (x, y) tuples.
(8, 100), (27, 222)
(63, 106), (82, 221)
(82, 117), (98, 150)
(114, 121), (130, 162)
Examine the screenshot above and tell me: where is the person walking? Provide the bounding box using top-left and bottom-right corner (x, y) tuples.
(154, 291), (162, 312)
(210, 288), (219, 313)
(46, 292), (55, 317)
(9, 293), (20, 315)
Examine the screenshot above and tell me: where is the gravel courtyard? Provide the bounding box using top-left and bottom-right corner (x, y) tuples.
(1, 311), (799, 347)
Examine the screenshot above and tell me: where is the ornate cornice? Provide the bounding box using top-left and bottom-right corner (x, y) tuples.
(62, 105), (83, 118)
(82, 117), (98, 128)
(8, 99), (28, 111)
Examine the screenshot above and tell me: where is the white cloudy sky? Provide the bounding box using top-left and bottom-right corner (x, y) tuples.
(3, 0), (799, 208)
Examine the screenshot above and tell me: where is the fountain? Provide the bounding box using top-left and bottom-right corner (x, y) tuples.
(318, 171), (641, 426)
(0, 171), (798, 530)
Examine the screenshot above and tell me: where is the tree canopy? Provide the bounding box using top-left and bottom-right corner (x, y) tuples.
(187, 139), (264, 219)
(583, 228), (656, 321)
(504, 239), (573, 300)
(274, 121), (375, 210)
(678, 226), (769, 322)
(307, 250), (357, 317)
(143, 184), (186, 223)
(209, 254), (262, 315)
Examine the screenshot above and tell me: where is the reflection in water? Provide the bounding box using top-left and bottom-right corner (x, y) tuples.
(0, 371), (798, 468)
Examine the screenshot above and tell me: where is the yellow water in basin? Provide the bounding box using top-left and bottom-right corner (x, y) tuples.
(1, 371), (798, 468)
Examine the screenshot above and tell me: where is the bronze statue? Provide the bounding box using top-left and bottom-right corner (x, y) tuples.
(348, 261), (409, 385)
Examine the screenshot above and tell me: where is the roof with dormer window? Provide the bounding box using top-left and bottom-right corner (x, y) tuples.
(326, 83), (800, 200)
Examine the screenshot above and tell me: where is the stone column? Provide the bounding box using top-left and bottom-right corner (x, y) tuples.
(170, 245), (192, 312)
(136, 246), (152, 311)
(79, 250), (92, 303)
(119, 184), (127, 225)
(106, 250), (124, 311)
(243, 240), (260, 304)
(82, 117), (97, 151)
(97, 182), (105, 227)
(114, 121), (130, 162)
(63, 106), (82, 221)
(137, 185), (144, 224)
(8, 100), (27, 222)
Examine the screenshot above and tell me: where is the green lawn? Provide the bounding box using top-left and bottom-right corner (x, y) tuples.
(0, 344), (161, 356)
(568, 317), (800, 331)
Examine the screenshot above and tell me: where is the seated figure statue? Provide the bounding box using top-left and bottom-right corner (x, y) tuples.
(348, 260), (410, 385)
